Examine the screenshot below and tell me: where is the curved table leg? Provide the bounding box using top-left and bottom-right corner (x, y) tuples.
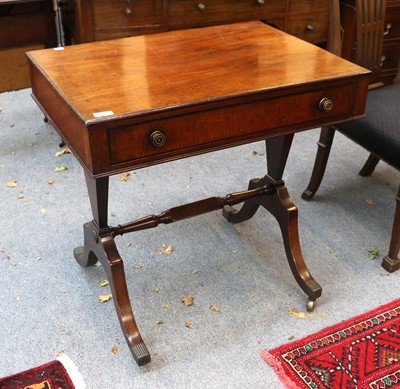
(73, 222), (100, 268)
(358, 153), (380, 177)
(260, 184), (322, 309)
(74, 221), (151, 366)
(381, 185), (400, 273)
(224, 134), (322, 310)
(267, 135), (322, 308)
(224, 178), (321, 310)
(302, 125), (336, 201)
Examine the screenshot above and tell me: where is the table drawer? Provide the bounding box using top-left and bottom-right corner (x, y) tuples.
(107, 83), (359, 167)
(167, 0), (285, 28)
(93, 0), (163, 29)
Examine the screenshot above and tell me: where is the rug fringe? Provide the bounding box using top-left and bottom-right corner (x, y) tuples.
(57, 353), (86, 389)
(261, 349), (301, 389)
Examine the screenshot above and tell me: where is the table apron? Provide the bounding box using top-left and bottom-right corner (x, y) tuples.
(94, 81), (362, 175)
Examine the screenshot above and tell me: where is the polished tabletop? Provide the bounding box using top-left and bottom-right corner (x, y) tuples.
(27, 21), (369, 124)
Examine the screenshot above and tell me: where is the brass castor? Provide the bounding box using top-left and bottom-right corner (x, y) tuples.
(306, 300), (316, 312)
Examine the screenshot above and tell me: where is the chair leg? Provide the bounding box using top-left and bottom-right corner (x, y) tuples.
(381, 184), (400, 273)
(359, 153), (380, 177)
(302, 126), (336, 201)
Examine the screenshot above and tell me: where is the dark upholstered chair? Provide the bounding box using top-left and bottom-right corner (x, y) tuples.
(302, 0), (400, 273)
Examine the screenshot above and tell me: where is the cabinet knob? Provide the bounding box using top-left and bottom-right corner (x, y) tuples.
(383, 22), (392, 36)
(150, 131), (166, 147)
(125, 0), (132, 16)
(197, 3), (206, 11)
(306, 24), (315, 31)
(256, 0), (265, 4)
(319, 98), (333, 112)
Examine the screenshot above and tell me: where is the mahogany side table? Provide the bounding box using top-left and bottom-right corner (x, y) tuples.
(26, 21), (370, 366)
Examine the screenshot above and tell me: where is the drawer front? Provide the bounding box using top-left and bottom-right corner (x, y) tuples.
(289, 0), (328, 13)
(264, 17), (285, 31)
(168, 0), (285, 28)
(382, 42), (400, 67)
(286, 10), (328, 44)
(95, 29), (164, 41)
(0, 3), (56, 48)
(107, 84), (359, 167)
(93, 0), (163, 29)
(381, 42), (400, 75)
(384, 6), (400, 42)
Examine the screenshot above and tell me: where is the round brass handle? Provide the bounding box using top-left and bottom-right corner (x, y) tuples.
(257, 0), (265, 4)
(319, 98), (333, 112)
(197, 3), (206, 11)
(150, 130), (166, 147)
(306, 24), (315, 31)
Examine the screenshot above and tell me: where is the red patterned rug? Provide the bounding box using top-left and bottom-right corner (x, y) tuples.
(262, 299), (400, 389)
(0, 354), (85, 389)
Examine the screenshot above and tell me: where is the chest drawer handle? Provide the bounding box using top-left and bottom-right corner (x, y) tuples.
(125, 0), (132, 16)
(197, 3), (206, 11)
(384, 22), (392, 36)
(257, 0), (265, 4)
(150, 131), (167, 147)
(319, 98), (333, 112)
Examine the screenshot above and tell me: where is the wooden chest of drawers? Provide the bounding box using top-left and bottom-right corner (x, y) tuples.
(340, 0), (400, 85)
(62, 0), (329, 45)
(0, 0), (57, 91)
(382, 1), (400, 84)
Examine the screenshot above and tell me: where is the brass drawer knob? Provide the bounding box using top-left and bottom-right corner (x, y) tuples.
(306, 24), (315, 31)
(319, 98), (333, 112)
(150, 130), (166, 147)
(256, 0), (265, 4)
(197, 3), (206, 11)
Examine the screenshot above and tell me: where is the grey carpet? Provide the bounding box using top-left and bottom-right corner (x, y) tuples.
(0, 88), (399, 388)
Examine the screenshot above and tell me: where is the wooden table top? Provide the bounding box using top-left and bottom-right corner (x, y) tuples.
(27, 21), (370, 176)
(27, 21), (369, 125)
